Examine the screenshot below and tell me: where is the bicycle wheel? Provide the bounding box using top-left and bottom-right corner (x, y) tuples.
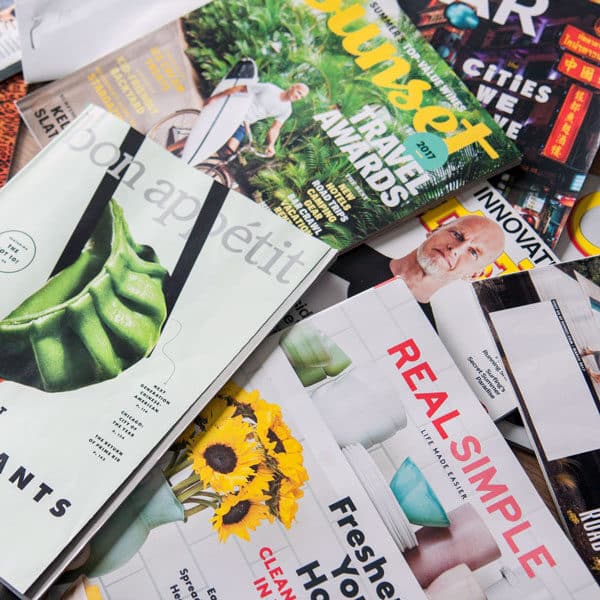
(147, 109), (201, 156)
(195, 162), (232, 188)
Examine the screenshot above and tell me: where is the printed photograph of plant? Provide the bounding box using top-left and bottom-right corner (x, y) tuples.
(0, 199), (169, 393)
(166, 381), (308, 541)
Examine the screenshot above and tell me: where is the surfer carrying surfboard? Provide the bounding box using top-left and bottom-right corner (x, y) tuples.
(204, 81), (310, 158)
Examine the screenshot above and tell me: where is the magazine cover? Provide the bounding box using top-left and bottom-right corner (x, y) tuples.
(556, 173), (600, 261)
(401, 0), (600, 248)
(277, 182), (557, 328)
(16, 0), (521, 251)
(44, 279), (597, 600)
(0, 72), (26, 186)
(0, 105), (335, 599)
(0, 1), (20, 81)
(468, 256), (600, 582)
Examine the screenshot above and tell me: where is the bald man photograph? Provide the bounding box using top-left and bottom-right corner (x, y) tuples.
(330, 215), (506, 303)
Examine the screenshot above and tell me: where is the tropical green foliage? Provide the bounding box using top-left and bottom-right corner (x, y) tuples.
(182, 0), (518, 248)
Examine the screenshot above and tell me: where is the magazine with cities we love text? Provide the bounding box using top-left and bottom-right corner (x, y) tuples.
(401, 0), (600, 249)
(0, 105), (335, 599)
(47, 278), (598, 600)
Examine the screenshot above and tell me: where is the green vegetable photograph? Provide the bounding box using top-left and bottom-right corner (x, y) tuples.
(0, 200), (169, 392)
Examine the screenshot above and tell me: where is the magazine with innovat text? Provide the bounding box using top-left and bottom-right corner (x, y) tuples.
(17, 0), (521, 251)
(45, 278), (598, 600)
(0, 105), (335, 599)
(277, 182), (557, 331)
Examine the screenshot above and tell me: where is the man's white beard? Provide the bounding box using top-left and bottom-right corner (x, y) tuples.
(416, 245), (448, 279)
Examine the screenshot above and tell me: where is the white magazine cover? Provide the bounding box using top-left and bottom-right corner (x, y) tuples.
(0, 105), (334, 599)
(16, 0), (208, 82)
(276, 183), (557, 422)
(45, 279), (597, 600)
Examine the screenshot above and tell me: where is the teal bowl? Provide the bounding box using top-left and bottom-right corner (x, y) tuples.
(390, 458), (450, 527)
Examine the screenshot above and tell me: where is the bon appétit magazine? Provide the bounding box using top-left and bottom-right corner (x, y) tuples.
(0, 104), (335, 599)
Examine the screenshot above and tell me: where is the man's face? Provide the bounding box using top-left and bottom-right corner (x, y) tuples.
(288, 84), (308, 102)
(416, 216), (504, 281)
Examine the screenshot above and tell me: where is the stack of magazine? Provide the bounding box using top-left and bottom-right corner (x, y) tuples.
(0, 0), (598, 598)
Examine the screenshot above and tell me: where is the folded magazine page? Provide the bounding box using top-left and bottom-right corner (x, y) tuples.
(0, 2), (20, 81)
(278, 182), (557, 329)
(15, 0), (209, 82)
(400, 0), (600, 249)
(467, 256), (600, 582)
(17, 0), (521, 251)
(45, 278), (597, 600)
(430, 252), (600, 421)
(0, 105), (335, 599)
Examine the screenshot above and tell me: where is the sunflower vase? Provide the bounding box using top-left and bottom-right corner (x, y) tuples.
(79, 466), (184, 577)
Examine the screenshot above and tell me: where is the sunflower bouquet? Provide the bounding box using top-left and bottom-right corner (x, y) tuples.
(164, 381), (308, 542)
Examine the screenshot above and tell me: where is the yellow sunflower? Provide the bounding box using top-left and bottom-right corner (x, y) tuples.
(175, 422), (196, 445)
(187, 418), (261, 493)
(212, 488), (273, 542)
(255, 402), (298, 455)
(196, 394), (237, 432)
(274, 478), (304, 528)
(254, 403), (307, 485)
(273, 451), (309, 487)
(242, 461), (275, 497)
(232, 387), (270, 414)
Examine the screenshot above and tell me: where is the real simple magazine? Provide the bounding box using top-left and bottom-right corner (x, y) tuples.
(46, 278), (598, 599)
(0, 105), (335, 599)
(16, 0), (521, 251)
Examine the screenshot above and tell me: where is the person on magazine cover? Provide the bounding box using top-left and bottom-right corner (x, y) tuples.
(205, 81), (309, 157)
(330, 215), (505, 302)
(0, 2), (15, 21)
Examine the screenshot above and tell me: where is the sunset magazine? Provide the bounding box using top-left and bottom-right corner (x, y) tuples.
(0, 105), (334, 599)
(401, 0), (600, 249)
(46, 279), (597, 599)
(17, 0), (520, 251)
